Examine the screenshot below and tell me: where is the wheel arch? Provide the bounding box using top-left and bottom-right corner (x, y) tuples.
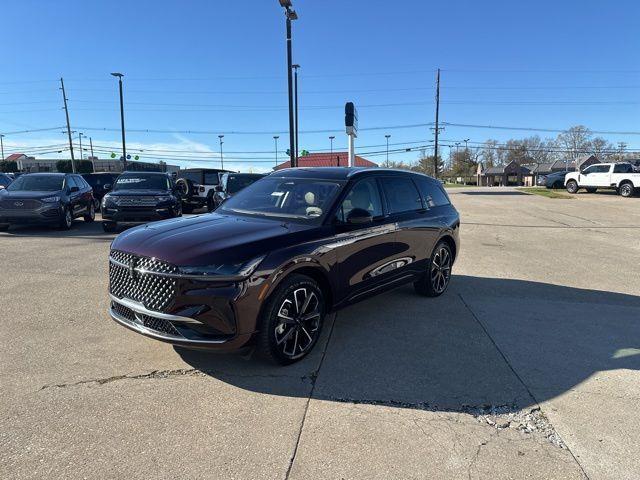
(437, 234), (457, 263)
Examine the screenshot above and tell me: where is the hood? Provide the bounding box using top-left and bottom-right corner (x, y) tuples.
(111, 212), (315, 266)
(107, 189), (170, 196)
(0, 190), (62, 199)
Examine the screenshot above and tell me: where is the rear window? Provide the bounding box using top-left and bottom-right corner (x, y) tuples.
(226, 174), (262, 193)
(613, 163), (633, 173)
(380, 176), (423, 214)
(180, 171), (202, 184)
(414, 177), (450, 207)
(204, 172), (221, 185)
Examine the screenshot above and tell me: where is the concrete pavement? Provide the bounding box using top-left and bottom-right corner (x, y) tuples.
(1, 188), (639, 479)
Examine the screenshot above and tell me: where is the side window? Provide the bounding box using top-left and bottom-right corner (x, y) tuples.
(613, 163), (631, 173)
(414, 177), (450, 208)
(204, 172), (220, 185)
(65, 176), (77, 189)
(75, 176), (87, 188)
(380, 176), (423, 215)
(336, 178), (383, 223)
(582, 165), (595, 174)
(594, 165), (610, 173)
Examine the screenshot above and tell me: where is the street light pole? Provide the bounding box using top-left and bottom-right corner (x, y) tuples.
(292, 64), (300, 165)
(111, 73), (127, 170)
(0, 134), (4, 161)
(329, 135), (335, 155)
(274, 135), (279, 168)
(385, 134), (391, 168)
(218, 135), (224, 170)
(279, 1), (298, 168)
(78, 132), (84, 161)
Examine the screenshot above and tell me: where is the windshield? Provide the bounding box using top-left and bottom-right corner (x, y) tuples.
(226, 174), (263, 194)
(7, 175), (63, 192)
(113, 174), (170, 191)
(219, 176), (343, 223)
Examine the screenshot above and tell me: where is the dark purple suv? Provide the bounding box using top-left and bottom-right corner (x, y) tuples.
(108, 167), (460, 364)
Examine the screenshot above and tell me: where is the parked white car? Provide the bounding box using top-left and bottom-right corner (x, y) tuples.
(565, 163), (640, 197)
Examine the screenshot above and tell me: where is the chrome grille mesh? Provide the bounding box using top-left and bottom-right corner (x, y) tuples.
(109, 250), (178, 312)
(112, 196), (158, 207)
(111, 300), (182, 337)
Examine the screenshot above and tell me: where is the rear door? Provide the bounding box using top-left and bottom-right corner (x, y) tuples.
(65, 176), (82, 216)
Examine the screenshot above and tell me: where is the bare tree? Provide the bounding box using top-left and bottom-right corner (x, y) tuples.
(556, 125), (593, 164)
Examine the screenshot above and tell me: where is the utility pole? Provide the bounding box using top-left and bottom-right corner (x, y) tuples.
(60, 78), (76, 173)
(329, 135), (335, 155)
(273, 135), (279, 168)
(0, 134), (4, 161)
(433, 68), (441, 178)
(78, 132), (84, 161)
(385, 134), (391, 167)
(293, 64), (300, 165)
(89, 137), (95, 172)
(218, 135), (224, 170)
(617, 141), (627, 161)
(111, 73), (126, 170)
(89, 137), (94, 158)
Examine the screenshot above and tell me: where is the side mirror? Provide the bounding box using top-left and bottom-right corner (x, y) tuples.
(103, 183), (112, 191)
(346, 208), (373, 225)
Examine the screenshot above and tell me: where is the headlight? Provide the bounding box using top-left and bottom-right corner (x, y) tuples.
(155, 195), (173, 202)
(102, 195), (114, 207)
(179, 255), (265, 278)
(41, 196), (60, 202)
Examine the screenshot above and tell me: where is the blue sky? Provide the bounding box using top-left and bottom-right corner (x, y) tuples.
(1, 0), (639, 171)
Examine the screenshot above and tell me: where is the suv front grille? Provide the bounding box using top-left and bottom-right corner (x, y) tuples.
(113, 196), (158, 207)
(0, 199), (42, 210)
(109, 250), (179, 312)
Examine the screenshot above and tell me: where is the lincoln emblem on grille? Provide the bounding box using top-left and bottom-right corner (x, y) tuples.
(128, 258), (138, 280)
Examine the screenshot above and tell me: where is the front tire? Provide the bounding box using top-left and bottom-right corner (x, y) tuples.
(414, 241), (453, 297)
(257, 274), (326, 365)
(83, 202), (95, 222)
(566, 180), (579, 194)
(58, 207), (73, 230)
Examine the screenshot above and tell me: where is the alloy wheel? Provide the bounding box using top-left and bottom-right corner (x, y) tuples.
(89, 203), (95, 220)
(273, 287), (321, 360)
(65, 209), (73, 227)
(430, 246), (451, 294)
(620, 184), (633, 197)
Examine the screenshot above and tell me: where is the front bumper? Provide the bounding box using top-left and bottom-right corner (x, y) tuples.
(102, 204), (179, 223)
(0, 204), (63, 224)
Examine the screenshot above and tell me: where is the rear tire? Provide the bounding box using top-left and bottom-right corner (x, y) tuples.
(585, 187), (597, 193)
(619, 182), (635, 198)
(257, 274), (326, 365)
(102, 221), (118, 233)
(414, 241), (453, 297)
(566, 180), (579, 194)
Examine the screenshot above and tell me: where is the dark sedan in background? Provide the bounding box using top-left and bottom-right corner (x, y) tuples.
(537, 170), (570, 189)
(82, 172), (119, 210)
(101, 171), (182, 232)
(108, 167), (460, 364)
(0, 173), (95, 230)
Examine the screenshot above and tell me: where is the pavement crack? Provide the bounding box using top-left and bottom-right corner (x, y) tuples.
(39, 368), (309, 391)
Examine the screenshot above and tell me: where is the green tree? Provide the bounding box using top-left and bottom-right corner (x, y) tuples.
(0, 160), (18, 172)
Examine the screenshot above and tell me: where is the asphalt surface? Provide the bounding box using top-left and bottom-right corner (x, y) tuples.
(2, 188), (639, 479)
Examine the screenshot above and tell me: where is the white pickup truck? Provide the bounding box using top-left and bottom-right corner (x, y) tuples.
(565, 162), (640, 197)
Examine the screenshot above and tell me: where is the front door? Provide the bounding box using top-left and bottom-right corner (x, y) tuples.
(332, 177), (401, 305)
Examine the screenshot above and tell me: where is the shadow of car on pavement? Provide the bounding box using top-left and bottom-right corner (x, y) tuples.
(175, 275), (640, 412)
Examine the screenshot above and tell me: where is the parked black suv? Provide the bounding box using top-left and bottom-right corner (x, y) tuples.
(108, 168), (460, 364)
(0, 173), (95, 230)
(101, 171), (182, 232)
(211, 172), (265, 210)
(82, 172), (119, 209)
(175, 168), (230, 213)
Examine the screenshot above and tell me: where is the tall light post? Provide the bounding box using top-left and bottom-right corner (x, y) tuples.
(0, 134), (4, 161)
(292, 63), (300, 164)
(273, 135), (279, 168)
(111, 73), (127, 170)
(463, 138), (470, 152)
(329, 135), (335, 155)
(279, 0), (298, 167)
(218, 135), (224, 170)
(385, 134), (391, 167)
